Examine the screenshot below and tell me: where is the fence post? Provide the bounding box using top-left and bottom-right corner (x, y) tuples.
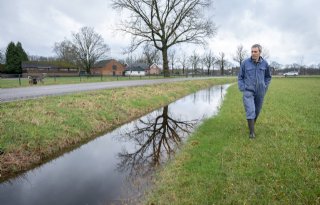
(19, 74), (21, 86)
(101, 73), (103, 81)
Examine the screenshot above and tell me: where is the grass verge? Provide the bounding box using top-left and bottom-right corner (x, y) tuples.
(146, 77), (320, 204)
(0, 78), (235, 181)
(0, 75), (187, 88)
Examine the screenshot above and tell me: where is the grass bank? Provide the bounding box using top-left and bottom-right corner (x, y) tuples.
(146, 77), (320, 204)
(0, 78), (235, 181)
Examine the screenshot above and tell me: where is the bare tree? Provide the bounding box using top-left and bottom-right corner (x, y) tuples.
(28, 55), (57, 62)
(72, 27), (110, 73)
(200, 56), (205, 74)
(135, 54), (147, 64)
(53, 39), (78, 66)
(299, 55), (306, 75)
(124, 53), (137, 65)
(292, 63), (300, 72)
(112, 0), (217, 77)
(142, 43), (160, 66)
(216, 52), (226, 76)
(168, 49), (176, 74)
(203, 50), (215, 75)
(270, 61), (281, 75)
(189, 51), (201, 75)
(261, 47), (270, 60)
(233, 44), (248, 67)
(178, 52), (188, 74)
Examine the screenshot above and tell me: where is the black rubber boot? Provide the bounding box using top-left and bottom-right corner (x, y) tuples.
(247, 119), (255, 139)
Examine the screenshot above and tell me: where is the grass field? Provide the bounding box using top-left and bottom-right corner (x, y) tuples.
(0, 75), (188, 88)
(146, 77), (320, 204)
(0, 78), (235, 181)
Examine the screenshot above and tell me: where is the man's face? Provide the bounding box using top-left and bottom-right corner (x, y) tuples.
(251, 47), (260, 61)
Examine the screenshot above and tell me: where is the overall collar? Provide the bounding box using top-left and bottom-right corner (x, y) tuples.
(250, 56), (263, 64)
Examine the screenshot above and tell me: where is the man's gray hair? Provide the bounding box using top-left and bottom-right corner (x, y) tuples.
(252, 44), (262, 53)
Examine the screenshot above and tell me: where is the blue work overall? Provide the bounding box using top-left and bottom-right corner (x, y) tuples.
(238, 57), (272, 120)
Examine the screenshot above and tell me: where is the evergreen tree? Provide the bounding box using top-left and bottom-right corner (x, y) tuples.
(5, 42), (29, 74)
(16, 42), (28, 61)
(5, 42), (19, 73)
(16, 42), (29, 73)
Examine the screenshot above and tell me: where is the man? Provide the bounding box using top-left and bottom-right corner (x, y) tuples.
(238, 44), (272, 139)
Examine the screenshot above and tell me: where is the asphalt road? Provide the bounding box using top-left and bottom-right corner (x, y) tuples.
(0, 77), (216, 103)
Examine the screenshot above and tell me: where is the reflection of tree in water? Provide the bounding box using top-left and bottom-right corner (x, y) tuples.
(192, 85), (224, 104)
(117, 105), (198, 177)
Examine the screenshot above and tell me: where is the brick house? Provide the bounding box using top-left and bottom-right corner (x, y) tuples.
(91, 59), (126, 76)
(145, 63), (161, 75)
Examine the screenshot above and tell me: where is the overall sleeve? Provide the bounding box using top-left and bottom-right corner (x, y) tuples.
(238, 61), (245, 92)
(264, 62), (272, 90)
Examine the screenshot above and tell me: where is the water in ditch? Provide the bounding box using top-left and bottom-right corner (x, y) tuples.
(0, 84), (231, 205)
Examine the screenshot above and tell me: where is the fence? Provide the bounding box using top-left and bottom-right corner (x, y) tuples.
(0, 73), (219, 88)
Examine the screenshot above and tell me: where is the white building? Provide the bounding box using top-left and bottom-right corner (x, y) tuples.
(124, 63), (148, 76)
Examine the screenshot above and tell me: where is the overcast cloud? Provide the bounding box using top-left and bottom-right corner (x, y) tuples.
(1, 0), (319, 66)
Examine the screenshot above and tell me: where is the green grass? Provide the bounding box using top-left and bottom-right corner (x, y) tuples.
(0, 78), (235, 180)
(0, 75), (188, 88)
(146, 77), (320, 205)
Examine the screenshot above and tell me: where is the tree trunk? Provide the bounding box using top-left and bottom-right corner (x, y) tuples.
(221, 65), (224, 75)
(162, 48), (170, 77)
(86, 65), (91, 74)
(172, 63), (174, 75)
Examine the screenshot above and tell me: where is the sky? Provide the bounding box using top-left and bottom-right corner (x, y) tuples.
(1, 0), (320, 66)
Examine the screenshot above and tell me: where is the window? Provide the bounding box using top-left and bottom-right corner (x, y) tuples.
(112, 65), (117, 70)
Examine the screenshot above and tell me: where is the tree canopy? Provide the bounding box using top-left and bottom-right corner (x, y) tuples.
(112, 0), (217, 77)
(54, 27), (110, 73)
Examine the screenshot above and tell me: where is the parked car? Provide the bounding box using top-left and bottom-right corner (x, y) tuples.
(283, 71), (299, 77)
